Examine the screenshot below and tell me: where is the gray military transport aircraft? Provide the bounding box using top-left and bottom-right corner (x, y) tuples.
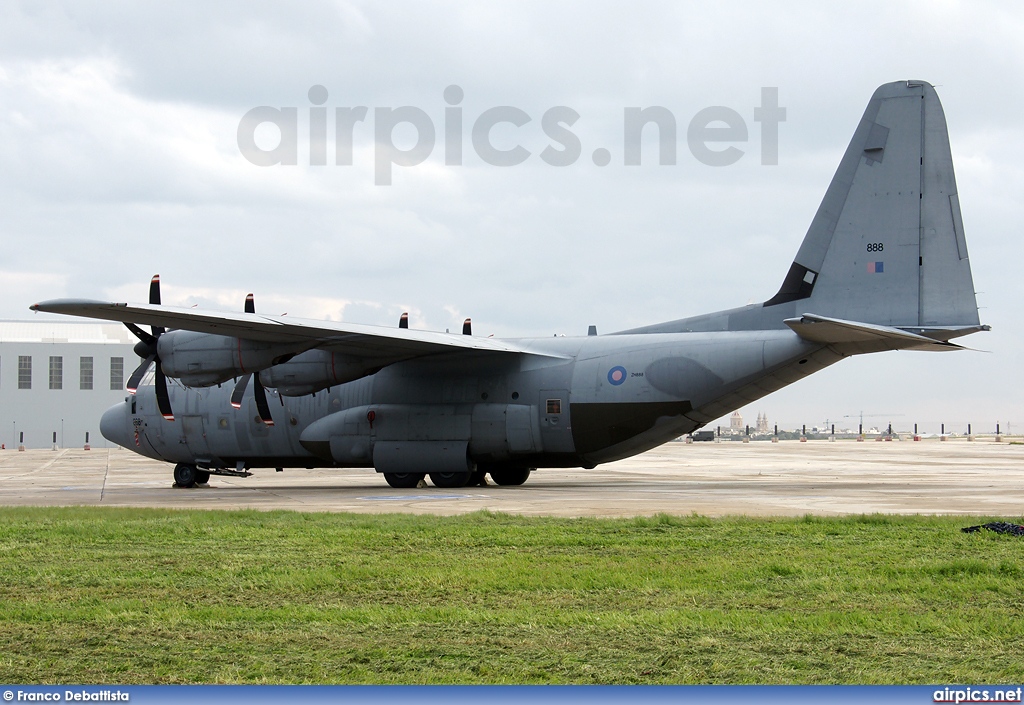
(32, 80), (987, 489)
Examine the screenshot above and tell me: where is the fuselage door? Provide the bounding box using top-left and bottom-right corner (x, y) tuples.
(181, 415), (212, 460)
(539, 389), (574, 454)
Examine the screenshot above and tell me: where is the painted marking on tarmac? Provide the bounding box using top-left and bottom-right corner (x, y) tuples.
(360, 494), (473, 501)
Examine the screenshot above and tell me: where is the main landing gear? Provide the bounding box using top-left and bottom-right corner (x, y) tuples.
(488, 468), (531, 486)
(383, 467), (533, 489)
(383, 472), (425, 488)
(171, 465), (534, 489)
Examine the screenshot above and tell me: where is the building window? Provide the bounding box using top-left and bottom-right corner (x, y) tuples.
(49, 356), (63, 390)
(80, 356), (94, 390)
(110, 357), (124, 390)
(18, 356), (31, 390)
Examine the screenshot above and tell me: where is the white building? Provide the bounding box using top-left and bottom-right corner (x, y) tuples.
(730, 411), (744, 432)
(0, 321), (140, 449)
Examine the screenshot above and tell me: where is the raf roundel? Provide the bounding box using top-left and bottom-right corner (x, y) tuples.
(607, 366), (627, 386)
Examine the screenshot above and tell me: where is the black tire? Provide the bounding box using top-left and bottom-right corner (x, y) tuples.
(384, 472), (425, 489)
(173, 463), (198, 488)
(490, 468), (532, 486)
(194, 470), (211, 484)
(429, 471), (471, 488)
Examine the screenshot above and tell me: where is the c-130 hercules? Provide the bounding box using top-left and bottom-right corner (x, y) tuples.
(33, 81), (987, 489)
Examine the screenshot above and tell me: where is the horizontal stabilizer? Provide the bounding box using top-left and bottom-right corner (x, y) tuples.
(784, 313), (966, 352)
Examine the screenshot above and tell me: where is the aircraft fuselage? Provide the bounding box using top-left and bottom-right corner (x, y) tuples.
(101, 330), (827, 474)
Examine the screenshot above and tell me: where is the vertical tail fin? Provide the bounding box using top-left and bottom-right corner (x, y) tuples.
(766, 80), (980, 328)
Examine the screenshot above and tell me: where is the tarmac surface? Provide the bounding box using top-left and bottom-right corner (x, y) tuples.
(0, 438), (1022, 517)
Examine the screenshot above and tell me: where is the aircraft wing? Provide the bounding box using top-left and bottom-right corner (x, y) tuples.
(29, 298), (536, 358)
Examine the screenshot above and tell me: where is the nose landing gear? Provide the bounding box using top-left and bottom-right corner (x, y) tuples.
(173, 464), (210, 488)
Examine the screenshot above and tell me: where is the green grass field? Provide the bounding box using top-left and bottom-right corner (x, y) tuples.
(0, 507), (1022, 684)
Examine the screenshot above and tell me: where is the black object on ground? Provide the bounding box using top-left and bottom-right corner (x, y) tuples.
(961, 522), (1024, 536)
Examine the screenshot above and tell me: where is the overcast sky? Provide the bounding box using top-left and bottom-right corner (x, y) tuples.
(2, 1), (1022, 433)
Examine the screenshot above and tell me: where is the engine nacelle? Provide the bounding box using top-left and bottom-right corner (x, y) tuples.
(157, 330), (304, 387)
(258, 349), (381, 396)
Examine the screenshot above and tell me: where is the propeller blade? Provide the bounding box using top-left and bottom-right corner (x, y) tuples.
(462, 318), (472, 336)
(232, 294), (259, 411)
(230, 373), (251, 409)
(399, 312), (408, 329)
(124, 322), (156, 346)
(149, 275), (165, 338)
(154, 366), (174, 421)
(253, 374), (274, 426)
(126, 354), (156, 393)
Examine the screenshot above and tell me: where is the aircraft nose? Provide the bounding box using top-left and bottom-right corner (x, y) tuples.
(100, 402), (129, 447)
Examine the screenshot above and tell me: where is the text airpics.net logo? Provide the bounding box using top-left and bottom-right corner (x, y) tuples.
(933, 687), (1024, 703)
(237, 85), (787, 185)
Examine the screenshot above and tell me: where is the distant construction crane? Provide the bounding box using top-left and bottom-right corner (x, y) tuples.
(842, 411), (906, 434)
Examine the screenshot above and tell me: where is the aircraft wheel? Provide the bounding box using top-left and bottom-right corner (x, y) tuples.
(195, 470), (211, 484)
(429, 471), (471, 488)
(384, 472), (425, 489)
(489, 468), (532, 486)
(173, 463), (198, 488)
